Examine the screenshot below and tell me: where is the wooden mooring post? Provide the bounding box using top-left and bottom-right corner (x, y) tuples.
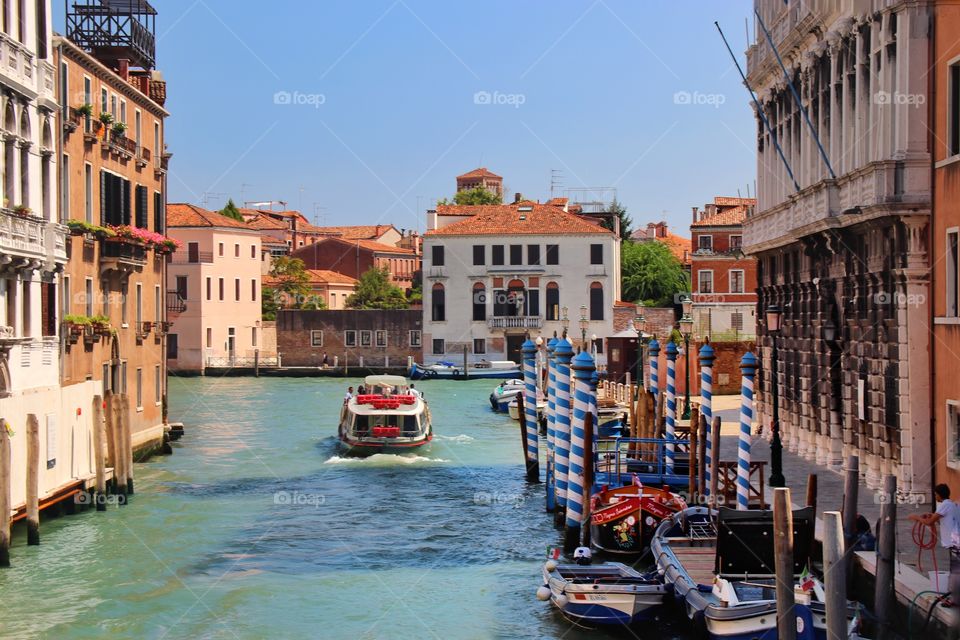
(0, 417), (11, 567)
(822, 511), (847, 640)
(875, 474), (897, 640)
(805, 474), (818, 514)
(841, 455), (859, 574)
(26, 413), (40, 545)
(92, 395), (107, 511)
(773, 487), (797, 640)
(709, 416), (720, 507)
(121, 396), (134, 495)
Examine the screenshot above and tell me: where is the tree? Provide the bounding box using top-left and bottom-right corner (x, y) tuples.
(261, 257), (327, 319)
(620, 240), (689, 307)
(220, 198), (243, 221)
(437, 187), (502, 206)
(601, 199), (633, 240)
(346, 266), (409, 309)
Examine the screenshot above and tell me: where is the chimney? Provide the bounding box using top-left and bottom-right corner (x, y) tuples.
(657, 221), (668, 238)
(514, 192), (522, 203)
(117, 59), (129, 81)
(692, 206), (698, 224)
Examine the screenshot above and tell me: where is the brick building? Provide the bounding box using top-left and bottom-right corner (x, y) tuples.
(690, 197), (757, 341)
(456, 167), (503, 200)
(290, 236), (418, 291)
(276, 309), (422, 369)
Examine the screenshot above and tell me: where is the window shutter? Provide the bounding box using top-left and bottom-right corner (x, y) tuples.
(99, 170), (107, 225)
(122, 179), (131, 225)
(153, 192), (164, 232)
(135, 186), (148, 228)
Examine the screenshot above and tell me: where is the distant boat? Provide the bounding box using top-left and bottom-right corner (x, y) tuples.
(538, 555), (667, 625)
(409, 360), (520, 380)
(338, 375), (432, 455)
(489, 379), (525, 412)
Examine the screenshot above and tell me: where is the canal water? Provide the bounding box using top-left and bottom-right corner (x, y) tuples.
(1, 377), (695, 639)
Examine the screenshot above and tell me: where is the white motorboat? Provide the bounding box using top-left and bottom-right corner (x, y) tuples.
(338, 375), (432, 455)
(489, 379), (525, 412)
(409, 360), (520, 380)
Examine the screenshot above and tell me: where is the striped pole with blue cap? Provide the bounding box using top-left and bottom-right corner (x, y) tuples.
(565, 349), (596, 552)
(648, 338), (660, 432)
(521, 339), (539, 482)
(553, 339), (574, 522)
(699, 341), (715, 497)
(545, 337), (558, 511)
(738, 352), (759, 510)
(665, 341), (678, 474)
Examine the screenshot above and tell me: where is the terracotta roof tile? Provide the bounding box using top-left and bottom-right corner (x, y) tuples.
(691, 204), (752, 227)
(427, 202), (612, 236)
(244, 213), (289, 230)
(290, 236), (415, 257)
(457, 167), (501, 180)
(167, 203), (253, 229)
(310, 225), (396, 240)
(264, 269), (357, 287)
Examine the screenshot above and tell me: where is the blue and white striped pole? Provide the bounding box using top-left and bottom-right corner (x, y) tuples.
(648, 339), (660, 443)
(546, 338), (558, 512)
(738, 352), (759, 511)
(522, 340), (540, 482)
(699, 341), (715, 497)
(565, 349), (597, 552)
(665, 341), (678, 474)
(554, 339), (574, 522)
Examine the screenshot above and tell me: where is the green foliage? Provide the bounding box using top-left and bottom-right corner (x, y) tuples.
(261, 286), (280, 321)
(407, 283), (422, 304)
(220, 198), (243, 221)
(621, 240), (689, 307)
(262, 258), (328, 319)
(602, 199), (633, 240)
(63, 314), (92, 326)
(346, 267), (409, 310)
(439, 187), (502, 206)
(76, 103), (93, 116)
(98, 112), (113, 125)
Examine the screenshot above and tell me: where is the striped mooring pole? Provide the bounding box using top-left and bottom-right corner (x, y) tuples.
(545, 338), (558, 511)
(738, 352), (759, 511)
(665, 341), (678, 474)
(553, 339), (574, 526)
(565, 349), (596, 553)
(522, 340), (540, 482)
(699, 341), (715, 497)
(648, 339), (660, 440)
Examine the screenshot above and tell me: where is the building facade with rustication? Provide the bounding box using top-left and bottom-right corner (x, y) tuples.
(745, 0), (932, 496)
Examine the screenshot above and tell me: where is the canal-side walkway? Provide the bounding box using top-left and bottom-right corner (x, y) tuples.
(708, 394), (957, 634)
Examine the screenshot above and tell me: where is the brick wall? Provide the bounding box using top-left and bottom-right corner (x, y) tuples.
(292, 240), (375, 280)
(277, 309), (422, 367)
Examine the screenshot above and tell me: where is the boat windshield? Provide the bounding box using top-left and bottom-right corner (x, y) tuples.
(352, 413), (421, 436)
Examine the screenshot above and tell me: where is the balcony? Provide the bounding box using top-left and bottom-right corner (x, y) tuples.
(0, 208), (66, 268)
(487, 316), (542, 330)
(100, 240), (147, 277)
(166, 291), (186, 314)
(169, 250), (213, 265)
(104, 131), (137, 159)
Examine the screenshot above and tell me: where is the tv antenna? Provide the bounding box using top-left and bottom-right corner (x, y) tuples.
(550, 169), (564, 198)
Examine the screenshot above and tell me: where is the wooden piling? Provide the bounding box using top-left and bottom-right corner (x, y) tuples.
(841, 456), (859, 562)
(26, 413), (40, 545)
(516, 392), (538, 482)
(462, 345), (469, 381)
(0, 417), (11, 567)
(710, 416), (720, 507)
(254, 349), (260, 377)
(92, 395), (107, 511)
(688, 405), (698, 501)
(121, 396), (134, 495)
(805, 474), (818, 514)
(104, 392), (118, 493)
(875, 474), (897, 640)
(822, 511), (847, 640)
(773, 487), (797, 640)
(697, 413), (707, 498)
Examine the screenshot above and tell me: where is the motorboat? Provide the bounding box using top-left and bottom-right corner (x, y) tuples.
(489, 379), (525, 412)
(589, 481), (685, 559)
(507, 395), (546, 422)
(537, 550), (667, 626)
(337, 375), (432, 454)
(652, 506), (859, 639)
(409, 359), (520, 380)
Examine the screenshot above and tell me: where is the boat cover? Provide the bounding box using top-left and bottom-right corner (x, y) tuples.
(714, 506), (815, 577)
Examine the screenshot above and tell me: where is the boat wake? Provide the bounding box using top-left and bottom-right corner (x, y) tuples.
(433, 434), (474, 443)
(324, 454), (449, 466)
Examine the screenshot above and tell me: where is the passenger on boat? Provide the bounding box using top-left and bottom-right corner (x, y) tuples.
(344, 387), (354, 404)
(409, 384), (422, 399)
(357, 385), (367, 395)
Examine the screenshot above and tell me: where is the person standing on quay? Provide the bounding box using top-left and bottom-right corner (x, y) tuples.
(909, 483), (960, 620)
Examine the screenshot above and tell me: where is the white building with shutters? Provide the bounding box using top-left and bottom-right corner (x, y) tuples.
(422, 200), (620, 365)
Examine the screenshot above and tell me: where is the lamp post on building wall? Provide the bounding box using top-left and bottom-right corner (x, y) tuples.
(560, 306), (569, 339)
(579, 305), (588, 351)
(633, 309), (647, 388)
(766, 304), (785, 487)
(680, 296), (694, 420)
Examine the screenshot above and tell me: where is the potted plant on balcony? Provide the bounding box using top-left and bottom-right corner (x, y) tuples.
(111, 121), (127, 138)
(12, 204), (32, 218)
(91, 315), (112, 337)
(76, 103), (93, 117)
(155, 237), (181, 255)
(98, 112), (113, 126)
(63, 314), (90, 344)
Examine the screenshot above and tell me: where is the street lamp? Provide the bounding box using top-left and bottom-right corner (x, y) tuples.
(679, 296), (694, 420)
(579, 304), (589, 351)
(766, 304), (785, 487)
(560, 306), (569, 339)
(591, 333), (597, 359)
(632, 309), (647, 388)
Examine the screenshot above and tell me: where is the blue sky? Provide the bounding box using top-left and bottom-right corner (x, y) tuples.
(59, 1), (756, 236)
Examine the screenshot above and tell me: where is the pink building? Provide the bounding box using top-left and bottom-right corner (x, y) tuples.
(166, 204), (264, 372)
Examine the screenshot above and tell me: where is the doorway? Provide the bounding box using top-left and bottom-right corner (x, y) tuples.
(506, 335), (525, 364)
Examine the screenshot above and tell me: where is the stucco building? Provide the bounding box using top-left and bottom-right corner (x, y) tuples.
(290, 236), (418, 291)
(690, 197), (757, 341)
(422, 200), (620, 364)
(746, 0), (932, 494)
(166, 204), (262, 373)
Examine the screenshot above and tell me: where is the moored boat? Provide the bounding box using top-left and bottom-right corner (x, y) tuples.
(589, 481), (686, 558)
(338, 375), (432, 455)
(537, 552), (667, 626)
(489, 379), (525, 412)
(409, 360), (521, 380)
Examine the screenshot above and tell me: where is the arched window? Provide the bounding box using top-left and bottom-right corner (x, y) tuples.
(472, 282), (486, 322)
(589, 282), (603, 321)
(507, 279), (526, 317)
(19, 108), (30, 208)
(431, 283), (445, 322)
(545, 282), (560, 320)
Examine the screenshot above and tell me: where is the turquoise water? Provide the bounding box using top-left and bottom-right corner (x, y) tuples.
(0, 377), (692, 639)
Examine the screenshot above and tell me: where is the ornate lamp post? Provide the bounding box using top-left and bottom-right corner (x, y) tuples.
(766, 304), (785, 487)
(680, 296), (694, 420)
(632, 308), (647, 388)
(560, 306), (569, 339)
(591, 333), (597, 359)
(578, 304), (589, 351)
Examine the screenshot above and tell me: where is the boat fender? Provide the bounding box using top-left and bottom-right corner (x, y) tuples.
(573, 546), (592, 565)
(554, 593), (569, 608)
(544, 560), (558, 572)
(536, 586), (551, 601)
(452, 368), (462, 378)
